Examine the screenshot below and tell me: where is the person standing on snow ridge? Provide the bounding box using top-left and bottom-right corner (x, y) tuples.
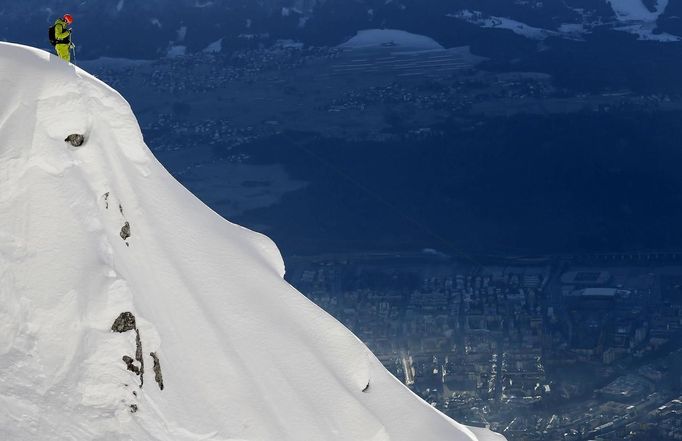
(52, 14), (74, 62)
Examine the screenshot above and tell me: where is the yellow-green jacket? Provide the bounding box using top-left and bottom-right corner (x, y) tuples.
(54, 18), (71, 45)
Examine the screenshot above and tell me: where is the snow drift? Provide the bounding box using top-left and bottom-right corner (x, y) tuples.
(0, 42), (505, 441)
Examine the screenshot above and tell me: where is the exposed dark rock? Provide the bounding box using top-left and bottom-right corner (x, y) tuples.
(111, 312), (136, 333)
(129, 404), (138, 413)
(135, 329), (144, 387)
(150, 352), (164, 390)
(103, 192), (110, 209)
(112, 312), (144, 387)
(64, 134), (85, 147)
(135, 330), (143, 363)
(120, 222), (131, 241)
(362, 381), (370, 393)
(122, 355), (140, 375)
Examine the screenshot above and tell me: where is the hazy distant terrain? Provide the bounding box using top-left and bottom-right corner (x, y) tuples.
(3, 0), (682, 58)
(6, 0), (682, 257)
(77, 33), (682, 257)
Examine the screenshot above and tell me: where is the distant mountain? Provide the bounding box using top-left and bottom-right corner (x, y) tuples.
(1, 0), (680, 59)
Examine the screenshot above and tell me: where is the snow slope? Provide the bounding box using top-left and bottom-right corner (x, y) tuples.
(0, 42), (505, 441)
(450, 2), (679, 42)
(605, 0), (679, 41)
(449, 11), (559, 40)
(606, 0), (669, 22)
(340, 29), (445, 50)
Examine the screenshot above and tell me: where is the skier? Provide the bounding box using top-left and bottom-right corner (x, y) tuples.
(50, 14), (74, 62)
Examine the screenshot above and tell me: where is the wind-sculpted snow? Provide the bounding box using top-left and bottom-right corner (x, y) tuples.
(0, 43), (505, 441)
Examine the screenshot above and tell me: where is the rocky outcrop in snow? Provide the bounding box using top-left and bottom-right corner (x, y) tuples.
(64, 133), (85, 147)
(111, 312), (145, 387)
(150, 352), (164, 390)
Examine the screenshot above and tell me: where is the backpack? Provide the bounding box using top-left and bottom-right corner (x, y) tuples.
(48, 25), (57, 46)
(48, 23), (70, 46)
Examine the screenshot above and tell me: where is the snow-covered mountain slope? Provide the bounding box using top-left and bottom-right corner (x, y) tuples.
(607, 0), (669, 22)
(0, 42), (505, 441)
(340, 29), (445, 50)
(449, 0), (679, 42)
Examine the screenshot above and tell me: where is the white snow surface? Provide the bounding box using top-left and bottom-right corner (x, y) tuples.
(452, 4), (680, 42)
(340, 29), (445, 50)
(606, 0), (679, 41)
(167, 44), (187, 57)
(0, 42), (505, 441)
(449, 10), (559, 40)
(606, 0), (668, 22)
(203, 38), (223, 53)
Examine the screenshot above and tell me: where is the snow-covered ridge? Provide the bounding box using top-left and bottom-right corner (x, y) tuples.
(606, 0), (679, 41)
(449, 10), (560, 41)
(340, 29), (445, 50)
(450, 1), (680, 42)
(0, 42), (505, 441)
(607, 0), (669, 23)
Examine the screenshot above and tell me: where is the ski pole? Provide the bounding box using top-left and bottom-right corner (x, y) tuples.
(68, 27), (76, 65)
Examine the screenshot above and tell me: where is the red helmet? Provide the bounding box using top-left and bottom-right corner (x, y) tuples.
(63, 14), (74, 24)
